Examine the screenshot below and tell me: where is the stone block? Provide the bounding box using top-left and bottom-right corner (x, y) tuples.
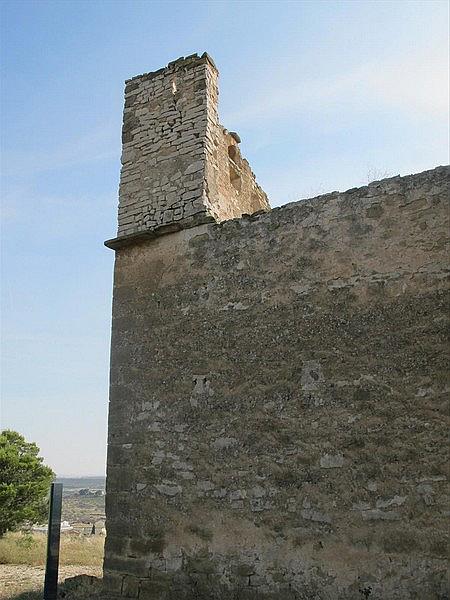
(121, 575), (139, 598)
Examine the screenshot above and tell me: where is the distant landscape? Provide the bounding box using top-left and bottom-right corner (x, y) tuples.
(0, 477), (106, 599)
(56, 476), (106, 490)
(55, 477), (106, 524)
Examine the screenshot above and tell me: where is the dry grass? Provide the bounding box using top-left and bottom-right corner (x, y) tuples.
(0, 565), (102, 600)
(0, 532), (104, 567)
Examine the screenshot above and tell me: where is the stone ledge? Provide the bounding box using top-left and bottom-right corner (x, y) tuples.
(104, 212), (216, 250)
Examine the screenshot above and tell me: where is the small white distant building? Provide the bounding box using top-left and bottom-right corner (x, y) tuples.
(32, 520), (73, 534)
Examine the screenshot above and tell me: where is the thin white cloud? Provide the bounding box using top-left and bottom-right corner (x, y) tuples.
(0, 185), (116, 243)
(224, 43), (449, 126)
(3, 122), (120, 177)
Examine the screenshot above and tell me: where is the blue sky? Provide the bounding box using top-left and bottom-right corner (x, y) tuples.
(1, 0), (448, 476)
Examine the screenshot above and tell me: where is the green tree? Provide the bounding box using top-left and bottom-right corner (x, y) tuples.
(0, 430), (55, 536)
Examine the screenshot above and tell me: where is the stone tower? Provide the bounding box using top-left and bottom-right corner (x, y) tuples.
(106, 53), (269, 249)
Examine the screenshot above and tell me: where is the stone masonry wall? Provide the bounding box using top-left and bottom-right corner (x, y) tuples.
(104, 166), (450, 599)
(116, 54), (269, 241)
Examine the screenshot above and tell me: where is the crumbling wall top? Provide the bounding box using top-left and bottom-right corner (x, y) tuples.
(124, 53), (218, 85)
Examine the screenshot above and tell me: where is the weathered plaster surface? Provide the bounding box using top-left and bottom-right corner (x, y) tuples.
(104, 166), (450, 599)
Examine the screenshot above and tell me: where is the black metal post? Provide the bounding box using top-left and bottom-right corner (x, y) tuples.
(43, 483), (63, 600)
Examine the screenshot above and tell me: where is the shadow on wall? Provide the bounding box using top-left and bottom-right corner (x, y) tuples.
(3, 575), (103, 600)
(6, 593), (42, 600)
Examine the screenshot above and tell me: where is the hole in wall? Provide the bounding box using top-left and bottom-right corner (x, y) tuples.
(228, 145), (238, 162)
(228, 145), (242, 192)
(229, 163), (242, 192)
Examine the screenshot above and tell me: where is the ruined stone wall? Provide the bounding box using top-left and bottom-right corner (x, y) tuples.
(104, 166), (450, 599)
(202, 65), (269, 221)
(115, 54), (268, 242)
